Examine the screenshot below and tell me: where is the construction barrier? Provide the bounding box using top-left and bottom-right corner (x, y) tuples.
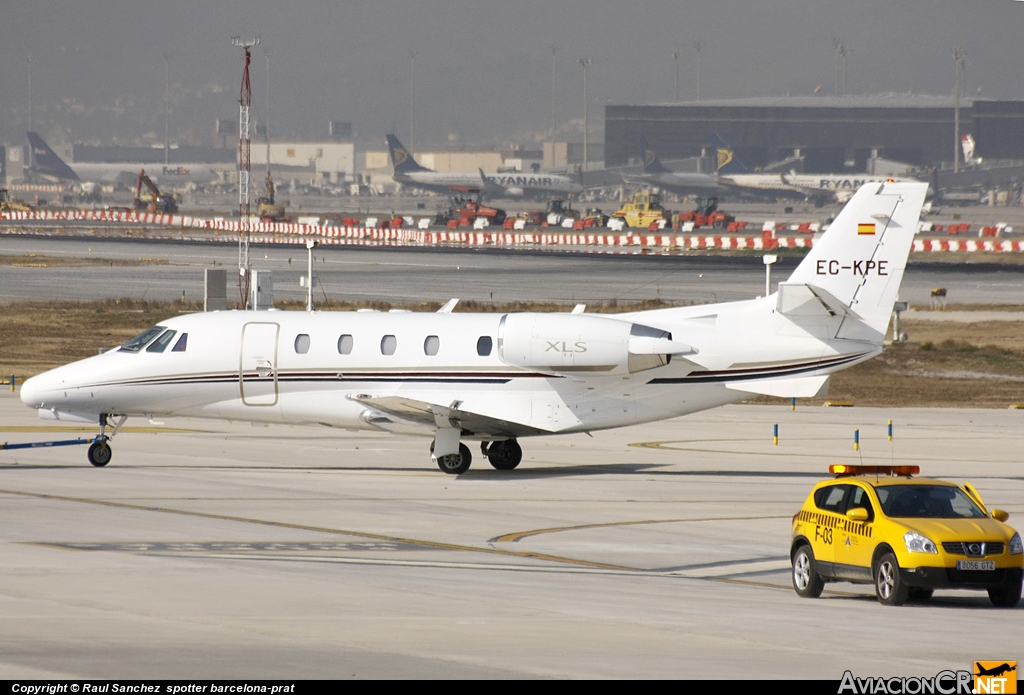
(3, 210), (1023, 253)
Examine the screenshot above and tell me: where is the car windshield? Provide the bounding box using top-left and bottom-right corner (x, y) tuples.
(119, 326), (167, 353)
(876, 485), (987, 519)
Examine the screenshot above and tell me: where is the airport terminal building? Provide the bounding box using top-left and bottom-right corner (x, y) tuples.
(605, 95), (1024, 172)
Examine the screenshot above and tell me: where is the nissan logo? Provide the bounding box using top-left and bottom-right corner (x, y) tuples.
(968, 543), (983, 555)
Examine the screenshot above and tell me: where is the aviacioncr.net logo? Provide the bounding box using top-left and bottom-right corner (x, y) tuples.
(838, 670), (973, 694)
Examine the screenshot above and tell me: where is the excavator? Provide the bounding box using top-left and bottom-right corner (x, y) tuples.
(133, 170), (178, 214)
(257, 172), (287, 221)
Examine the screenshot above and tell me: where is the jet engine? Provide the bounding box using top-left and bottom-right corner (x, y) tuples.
(497, 313), (693, 376)
(504, 187), (525, 197)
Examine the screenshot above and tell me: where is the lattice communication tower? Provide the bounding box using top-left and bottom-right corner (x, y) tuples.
(232, 36), (259, 308)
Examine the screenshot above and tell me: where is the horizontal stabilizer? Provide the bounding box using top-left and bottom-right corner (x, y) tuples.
(776, 283), (861, 321)
(724, 375), (830, 399)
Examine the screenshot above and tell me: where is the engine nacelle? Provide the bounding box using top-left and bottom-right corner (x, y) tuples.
(504, 187), (525, 197)
(497, 314), (692, 376)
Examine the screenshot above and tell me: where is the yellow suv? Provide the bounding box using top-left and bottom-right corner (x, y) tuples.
(790, 465), (1023, 607)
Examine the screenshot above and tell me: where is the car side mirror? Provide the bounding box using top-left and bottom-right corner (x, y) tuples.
(846, 508), (869, 522)
(991, 509), (1010, 522)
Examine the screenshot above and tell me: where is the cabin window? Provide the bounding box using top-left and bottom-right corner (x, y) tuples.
(119, 326), (166, 353)
(146, 329), (178, 353)
(424, 335), (440, 356)
(337, 335), (354, 354)
(477, 336), (492, 356)
(381, 335), (397, 356)
(171, 333), (188, 352)
(294, 334), (311, 354)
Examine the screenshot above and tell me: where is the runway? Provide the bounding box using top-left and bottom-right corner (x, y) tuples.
(2, 235), (1023, 307)
(2, 391), (1021, 678)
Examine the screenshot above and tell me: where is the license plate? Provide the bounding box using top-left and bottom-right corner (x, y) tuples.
(957, 560), (996, 571)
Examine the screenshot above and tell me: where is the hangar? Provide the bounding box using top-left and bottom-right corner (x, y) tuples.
(605, 95), (1024, 172)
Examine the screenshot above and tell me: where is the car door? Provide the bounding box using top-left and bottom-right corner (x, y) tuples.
(808, 483), (851, 572)
(832, 483), (876, 581)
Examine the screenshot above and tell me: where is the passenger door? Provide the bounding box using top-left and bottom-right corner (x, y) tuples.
(240, 322), (279, 406)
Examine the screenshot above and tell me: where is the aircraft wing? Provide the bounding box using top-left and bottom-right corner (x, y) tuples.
(348, 393), (552, 438)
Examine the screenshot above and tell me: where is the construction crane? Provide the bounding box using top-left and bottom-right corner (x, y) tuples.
(133, 169), (178, 214)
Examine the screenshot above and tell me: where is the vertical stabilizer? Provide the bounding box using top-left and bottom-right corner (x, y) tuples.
(783, 181), (928, 336)
(386, 134), (430, 174)
(709, 133), (751, 175)
(639, 134), (670, 174)
(26, 132), (79, 181)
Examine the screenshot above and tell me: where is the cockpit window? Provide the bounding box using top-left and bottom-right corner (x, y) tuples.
(146, 330), (178, 353)
(119, 326), (167, 353)
(171, 333), (188, 352)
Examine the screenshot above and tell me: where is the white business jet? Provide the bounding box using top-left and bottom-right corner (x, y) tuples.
(20, 181), (927, 474)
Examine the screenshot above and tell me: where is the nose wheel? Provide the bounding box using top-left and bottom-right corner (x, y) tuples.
(87, 438), (112, 467)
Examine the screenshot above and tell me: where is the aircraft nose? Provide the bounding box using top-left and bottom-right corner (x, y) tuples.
(19, 374), (43, 408)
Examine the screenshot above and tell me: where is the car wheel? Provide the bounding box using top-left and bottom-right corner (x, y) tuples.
(874, 552), (909, 606)
(988, 578), (1022, 608)
(792, 544), (824, 598)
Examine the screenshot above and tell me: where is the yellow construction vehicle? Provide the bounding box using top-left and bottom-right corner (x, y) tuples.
(611, 191), (669, 228)
(257, 172), (287, 221)
(0, 189), (33, 213)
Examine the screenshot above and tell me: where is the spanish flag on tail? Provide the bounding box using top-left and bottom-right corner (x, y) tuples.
(857, 223), (876, 235)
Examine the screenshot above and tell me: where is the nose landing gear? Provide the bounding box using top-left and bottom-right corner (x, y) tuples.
(87, 414), (127, 467)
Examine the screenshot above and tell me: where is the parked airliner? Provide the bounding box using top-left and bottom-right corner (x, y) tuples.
(620, 134), (722, 195)
(27, 132), (219, 187)
(20, 181), (927, 474)
(387, 135), (583, 198)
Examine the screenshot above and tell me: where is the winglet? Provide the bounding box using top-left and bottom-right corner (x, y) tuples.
(437, 298), (459, 313)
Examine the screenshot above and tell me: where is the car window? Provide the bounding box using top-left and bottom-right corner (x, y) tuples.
(876, 485), (987, 519)
(813, 485), (849, 513)
(846, 485), (875, 522)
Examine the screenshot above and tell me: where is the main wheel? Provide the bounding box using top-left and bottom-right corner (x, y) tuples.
(87, 441), (112, 468)
(435, 442), (472, 475)
(486, 439), (523, 471)
(874, 552), (909, 606)
(988, 577), (1022, 608)
(791, 544), (824, 598)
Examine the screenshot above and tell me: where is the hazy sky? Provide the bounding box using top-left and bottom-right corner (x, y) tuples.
(3, 1), (1023, 150)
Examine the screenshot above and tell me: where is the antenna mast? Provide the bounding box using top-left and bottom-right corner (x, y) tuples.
(232, 36), (259, 308)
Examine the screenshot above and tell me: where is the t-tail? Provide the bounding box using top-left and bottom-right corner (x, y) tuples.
(639, 134), (670, 174)
(709, 133), (752, 175)
(779, 181), (929, 342)
(26, 132), (79, 181)
(386, 134), (430, 174)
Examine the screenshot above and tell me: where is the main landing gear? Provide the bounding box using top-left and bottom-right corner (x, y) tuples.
(430, 438), (523, 474)
(482, 439), (523, 470)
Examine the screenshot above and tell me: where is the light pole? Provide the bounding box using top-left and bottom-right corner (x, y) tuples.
(763, 254), (778, 297)
(305, 239), (318, 312)
(549, 44), (557, 166)
(408, 50), (416, 156)
(265, 48), (271, 176)
(164, 52), (170, 165)
(694, 41), (704, 101)
(953, 47), (967, 174)
(26, 55), (32, 170)
(672, 50), (680, 101)
(578, 56), (592, 175)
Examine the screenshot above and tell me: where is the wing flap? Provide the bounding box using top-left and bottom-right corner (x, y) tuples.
(348, 394), (552, 438)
